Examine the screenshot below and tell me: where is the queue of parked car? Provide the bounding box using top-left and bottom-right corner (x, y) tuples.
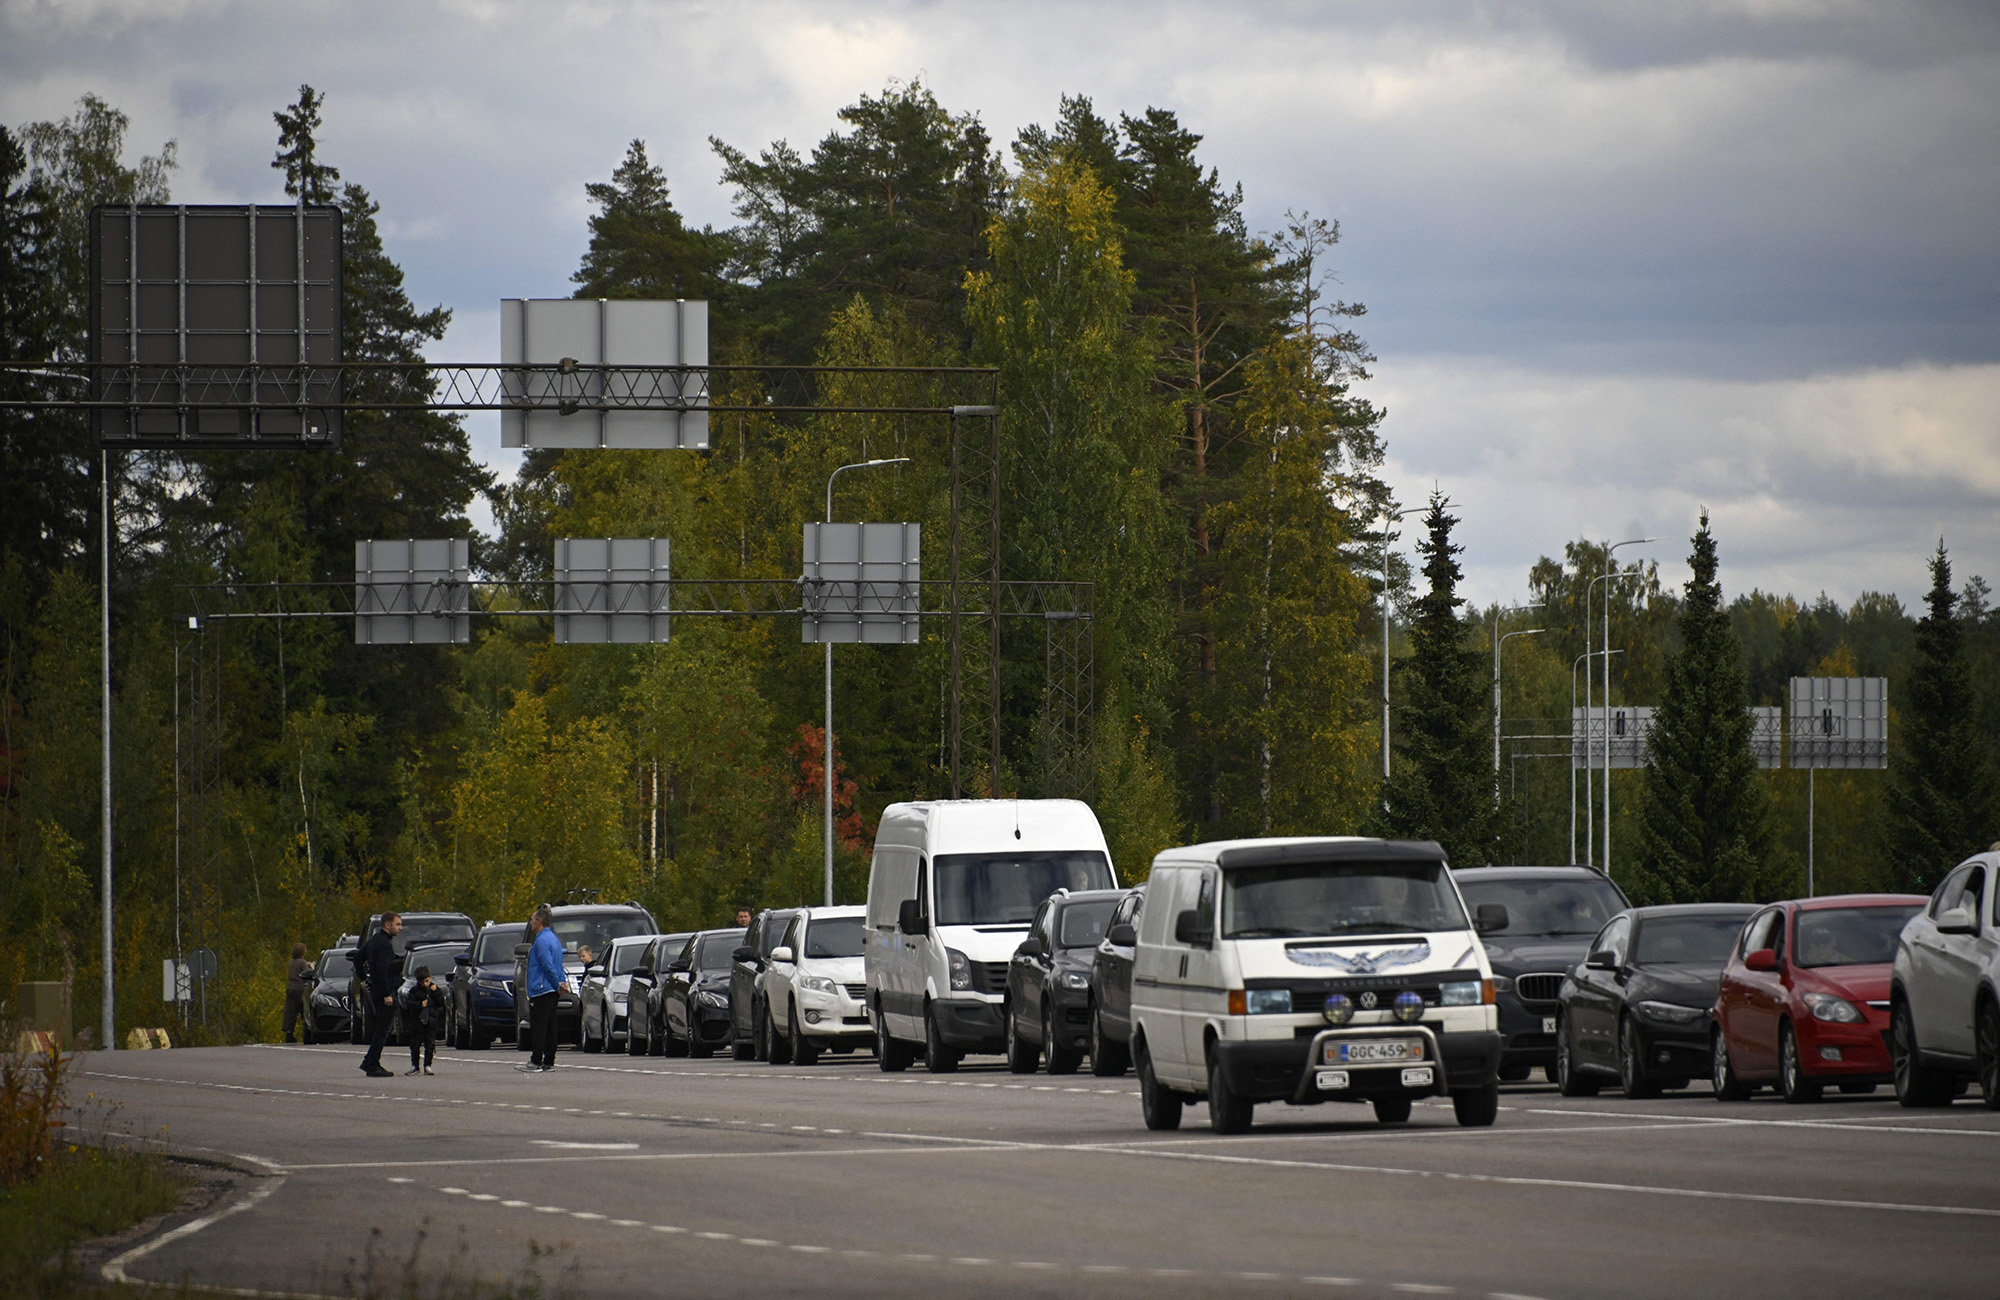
(320, 807), (2000, 1130)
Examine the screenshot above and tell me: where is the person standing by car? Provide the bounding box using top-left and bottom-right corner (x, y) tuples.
(283, 943), (313, 1044)
(358, 913), (403, 1078)
(406, 965), (443, 1076)
(519, 904), (568, 1073)
(734, 906), (752, 929)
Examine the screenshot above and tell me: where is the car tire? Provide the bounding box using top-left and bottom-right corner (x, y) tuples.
(875, 1010), (914, 1073)
(1136, 1037), (1182, 1131)
(1778, 1020), (1822, 1104)
(1891, 998), (1953, 1108)
(583, 1010), (603, 1053)
(1206, 1050), (1254, 1134)
(923, 1004), (961, 1074)
(1555, 1014), (1600, 1097)
(790, 1001), (820, 1067)
(1453, 1083), (1500, 1128)
(664, 1019), (688, 1058)
(1005, 1003), (1039, 1074)
(732, 1033), (755, 1061)
(1044, 1003), (1082, 1075)
(764, 1003), (793, 1065)
(1977, 999), (2000, 1112)
(1371, 1094), (1413, 1124)
(1089, 1010), (1128, 1077)
(1497, 1063), (1532, 1082)
(1619, 1018), (1662, 1100)
(1711, 1026), (1751, 1100)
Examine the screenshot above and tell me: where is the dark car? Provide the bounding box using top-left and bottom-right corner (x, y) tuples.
(1086, 886), (1146, 1076)
(447, 922), (526, 1050)
(346, 911), (476, 1043)
(661, 928), (747, 1058)
(1556, 903), (1758, 1098)
(1455, 866), (1630, 1082)
(730, 908), (802, 1062)
(1005, 889), (1126, 1075)
(510, 903), (659, 1050)
(627, 932), (693, 1057)
(391, 943), (464, 1046)
(301, 947), (356, 1044)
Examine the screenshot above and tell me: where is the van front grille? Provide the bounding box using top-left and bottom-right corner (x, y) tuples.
(971, 961), (1010, 995)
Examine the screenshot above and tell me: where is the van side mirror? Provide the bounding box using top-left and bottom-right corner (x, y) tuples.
(1174, 909), (1213, 948)
(1106, 923), (1137, 948)
(770, 946), (795, 964)
(898, 898), (929, 936)
(1474, 903), (1509, 934)
(1743, 948), (1779, 972)
(1584, 950), (1618, 972)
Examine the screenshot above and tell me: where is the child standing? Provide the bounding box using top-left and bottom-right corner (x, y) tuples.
(406, 965), (443, 1075)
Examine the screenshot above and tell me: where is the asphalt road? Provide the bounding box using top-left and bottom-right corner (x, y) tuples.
(75, 1040), (2000, 1299)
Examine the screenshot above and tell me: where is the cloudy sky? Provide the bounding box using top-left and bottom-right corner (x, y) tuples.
(7, 0), (1997, 608)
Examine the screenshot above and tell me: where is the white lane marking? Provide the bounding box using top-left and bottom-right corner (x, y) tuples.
(102, 1175), (289, 1291)
(531, 1140), (639, 1150)
(386, 1176), (413, 1184)
(1511, 1105), (2000, 1138)
(285, 1143), (1013, 1171)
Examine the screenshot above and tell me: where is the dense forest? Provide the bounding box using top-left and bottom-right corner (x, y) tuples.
(3, 85), (1996, 1042)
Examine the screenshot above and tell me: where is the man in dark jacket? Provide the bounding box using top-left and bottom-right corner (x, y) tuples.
(357, 913), (403, 1078)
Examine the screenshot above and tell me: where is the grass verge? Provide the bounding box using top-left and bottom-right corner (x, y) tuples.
(0, 1142), (189, 1295)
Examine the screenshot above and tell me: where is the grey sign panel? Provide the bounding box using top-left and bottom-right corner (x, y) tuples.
(355, 539), (470, 645)
(501, 299), (708, 450)
(90, 204), (343, 448)
(802, 522), (921, 645)
(555, 538), (671, 645)
(1571, 706), (1654, 770)
(1749, 706), (1784, 770)
(1789, 677), (1888, 769)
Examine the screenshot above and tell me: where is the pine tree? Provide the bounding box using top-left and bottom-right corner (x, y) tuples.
(573, 140), (728, 302)
(1882, 544), (1998, 890)
(271, 84), (340, 203)
(1374, 491), (1502, 865)
(1635, 513), (1771, 902)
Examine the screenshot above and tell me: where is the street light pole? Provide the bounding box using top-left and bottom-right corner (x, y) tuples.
(1600, 539), (1654, 877)
(823, 457), (909, 907)
(1571, 648), (1621, 864)
(101, 450), (115, 1050)
(1491, 603), (1544, 803)
(1378, 509), (1404, 784)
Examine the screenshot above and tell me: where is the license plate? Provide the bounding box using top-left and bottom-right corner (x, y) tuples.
(1401, 1067), (1434, 1087)
(1328, 1038), (1424, 1065)
(1314, 1070), (1350, 1091)
(1541, 1016), (1556, 1034)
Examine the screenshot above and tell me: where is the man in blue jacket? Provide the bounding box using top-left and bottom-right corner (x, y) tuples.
(518, 904), (569, 1072)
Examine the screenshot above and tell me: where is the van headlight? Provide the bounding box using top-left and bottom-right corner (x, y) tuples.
(947, 948), (972, 991)
(1392, 991), (1425, 1024)
(1439, 980), (1481, 1007)
(1245, 988), (1291, 1015)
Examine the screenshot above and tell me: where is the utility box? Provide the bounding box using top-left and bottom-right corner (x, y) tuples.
(15, 982), (71, 1049)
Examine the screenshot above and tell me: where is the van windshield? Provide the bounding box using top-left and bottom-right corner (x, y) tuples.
(1223, 861), (1467, 938)
(933, 851), (1115, 926)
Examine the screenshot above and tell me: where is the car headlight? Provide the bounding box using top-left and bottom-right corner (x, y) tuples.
(475, 977), (507, 991)
(1439, 980), (1481, 1006)
(947, 948), (972, 992)
(1059, 970), (1090, 991)
(697, 990), (729, 1009)
(1488, 975), (1514, 995)
(1635, 1000), (1705, 1025)
(1245, 988), (1291, 1015)
(1802, 991), (1865, 1024)
(798, 975), (839, 996)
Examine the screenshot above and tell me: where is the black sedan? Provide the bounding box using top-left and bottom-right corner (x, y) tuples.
(1005, 889), (1125, 1075)
(1455, 865), (1629, 1081)
(447, 922), (526, 1050)
(661, 928), (746, 1058)
(1086, 886), (1145, 1076)
(301, 947), (356, 1044)
(1556, 903), (1758, 1098)
(627, 932), (692, 1057)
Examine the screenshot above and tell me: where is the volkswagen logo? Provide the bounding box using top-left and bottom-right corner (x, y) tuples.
(1359, 991), (1378, 1010)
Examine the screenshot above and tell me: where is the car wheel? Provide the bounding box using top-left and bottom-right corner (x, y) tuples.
(1452, 1083), (1500, 1128)
(1371, 1094), (1413, 1123)
(1555, 1014), (1600, 1097)
(1977, 1000), (2000, 1112)
(1005, 1003), (1039, 1074)
(732, 1032), (755, 1061)
(790, 1001), (820, 1066)
(1089, 1010), (1128, 1077)
(1044, 1003), (1082, 1075)
(1619, 1018), (1662, 1100)
(1206, 1049), (1254, 1134)
(875, 1010), (914, 1073)
(1136, 1036), (1182, 1131)
(1711, 1026), (1751, 1100)
(583, 1009), (603, 1053)
(923, 1003), (961, 1074)
(1891, 999), (1953, 1108)
(664, 1017), (688, 1058)
(1778, 1021), (1822, 1104)
(1497, 1063), (1532, 1082)
(764, 1002), (793, 1065)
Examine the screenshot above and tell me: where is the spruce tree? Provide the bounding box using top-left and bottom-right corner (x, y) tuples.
(572, 140), (728, 302)
(1635, 513), (1771, 902)
(1882, 544), (1998, 890)
(1374, 491), (1500, 865)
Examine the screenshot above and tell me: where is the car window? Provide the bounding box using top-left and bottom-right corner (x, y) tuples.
(1957, 867), (1987, 928)
(805, 916), (865, 958)
(932, 851), (1116, 926)
(549, 912), (655, 957)
(1031, 901), (1054, 951)
(1456, 876), (1627, 936)
(1632, 916), (1748, 965)
(1058, 899), (1119, 948)
(1738, 911), (1777, 959)
(1930, 866), (1970, 919)
(1113, 892), (1139, 929)
(869, 848), (919, 929)
(1222, 860), (1467, 939)
(1795, 906), (1924, 967)
(761, 913), (796, 959)
(1195, 873), (1217, 933)
(1594, 916), (1631, 965)
(1770, 912), (1788, 966)
(610, 943), (649, 975)
(1138, 869), (1185, 945)
(696, 932), (746, 971)
(744, 915), (763, 952)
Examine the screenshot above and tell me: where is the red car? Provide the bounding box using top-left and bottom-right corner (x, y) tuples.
(1711, 893), (1927, 1103)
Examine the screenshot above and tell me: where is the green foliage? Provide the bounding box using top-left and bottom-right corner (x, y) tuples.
(573, 140), (729, 306)
(1, 1146), (184, 1288)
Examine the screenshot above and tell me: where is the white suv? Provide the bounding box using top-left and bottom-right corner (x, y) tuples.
(765, 906), (872, 1065)
(1129, 837), (1504, 1133)
(1889, 846), (2000, 1108)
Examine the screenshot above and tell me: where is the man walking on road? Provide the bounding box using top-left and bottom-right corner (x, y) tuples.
(358, 913), (403, 1078)
(283, 943), (313, 1043)
(519, 904), (567, 1073)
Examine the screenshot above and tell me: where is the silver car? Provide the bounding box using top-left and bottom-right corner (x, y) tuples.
(580, 934), (657, 1054)
(1889, 845), (2000, 1108)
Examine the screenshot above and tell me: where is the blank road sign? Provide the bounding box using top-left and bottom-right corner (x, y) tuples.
(802, 522), (920, 645)
(555, 538), (671, 645)
(1789, 677), (1888, 769)
(1570, 706), (1654, 770)
(355, 539), (470, 645)
(501, 299), (708, 450)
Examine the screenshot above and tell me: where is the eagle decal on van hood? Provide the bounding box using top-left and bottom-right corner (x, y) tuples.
(1286, 940), (1431, 973)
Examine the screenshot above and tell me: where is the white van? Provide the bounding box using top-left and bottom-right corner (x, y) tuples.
(865, 799), (1117, 1072)
(1129, 837), (1503, 1133)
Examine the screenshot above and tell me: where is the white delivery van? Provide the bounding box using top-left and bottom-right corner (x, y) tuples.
(865, 799), (1116, 1072)
(1129, 837), (1503, 1134)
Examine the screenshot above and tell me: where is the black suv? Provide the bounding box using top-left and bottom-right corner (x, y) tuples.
(510, 903), (658, 1049)
(1453, 866), (1629, 1081)
(730, 908), (802, 1062)
(346, 911), (475, 1043)
(448, 922), (526, 1049)
(1086, 886), (1145, 1076)
(1004, 889), (1127, 1075)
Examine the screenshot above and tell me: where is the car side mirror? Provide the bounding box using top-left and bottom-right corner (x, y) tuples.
(1584, 950), (1618, 972)
(584, 963), (605, 977)
(513, 943), (530, 959)
(1743, 948), (1779, 972)
(631, 967), (652, 982)
(732, 945), (756, 964)
(1474, 903), (1509, 934)
(1936, 905), (1978, 935)
(1174, 909), (1213, 948)
(454, 953), (471, 966)
(1106, 923), (1137, 947)
(771, 945), (795, 963)
(1017, 935), (1045, 959)
(898, 898), (929, 936)
(668, 958), (690, 974)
